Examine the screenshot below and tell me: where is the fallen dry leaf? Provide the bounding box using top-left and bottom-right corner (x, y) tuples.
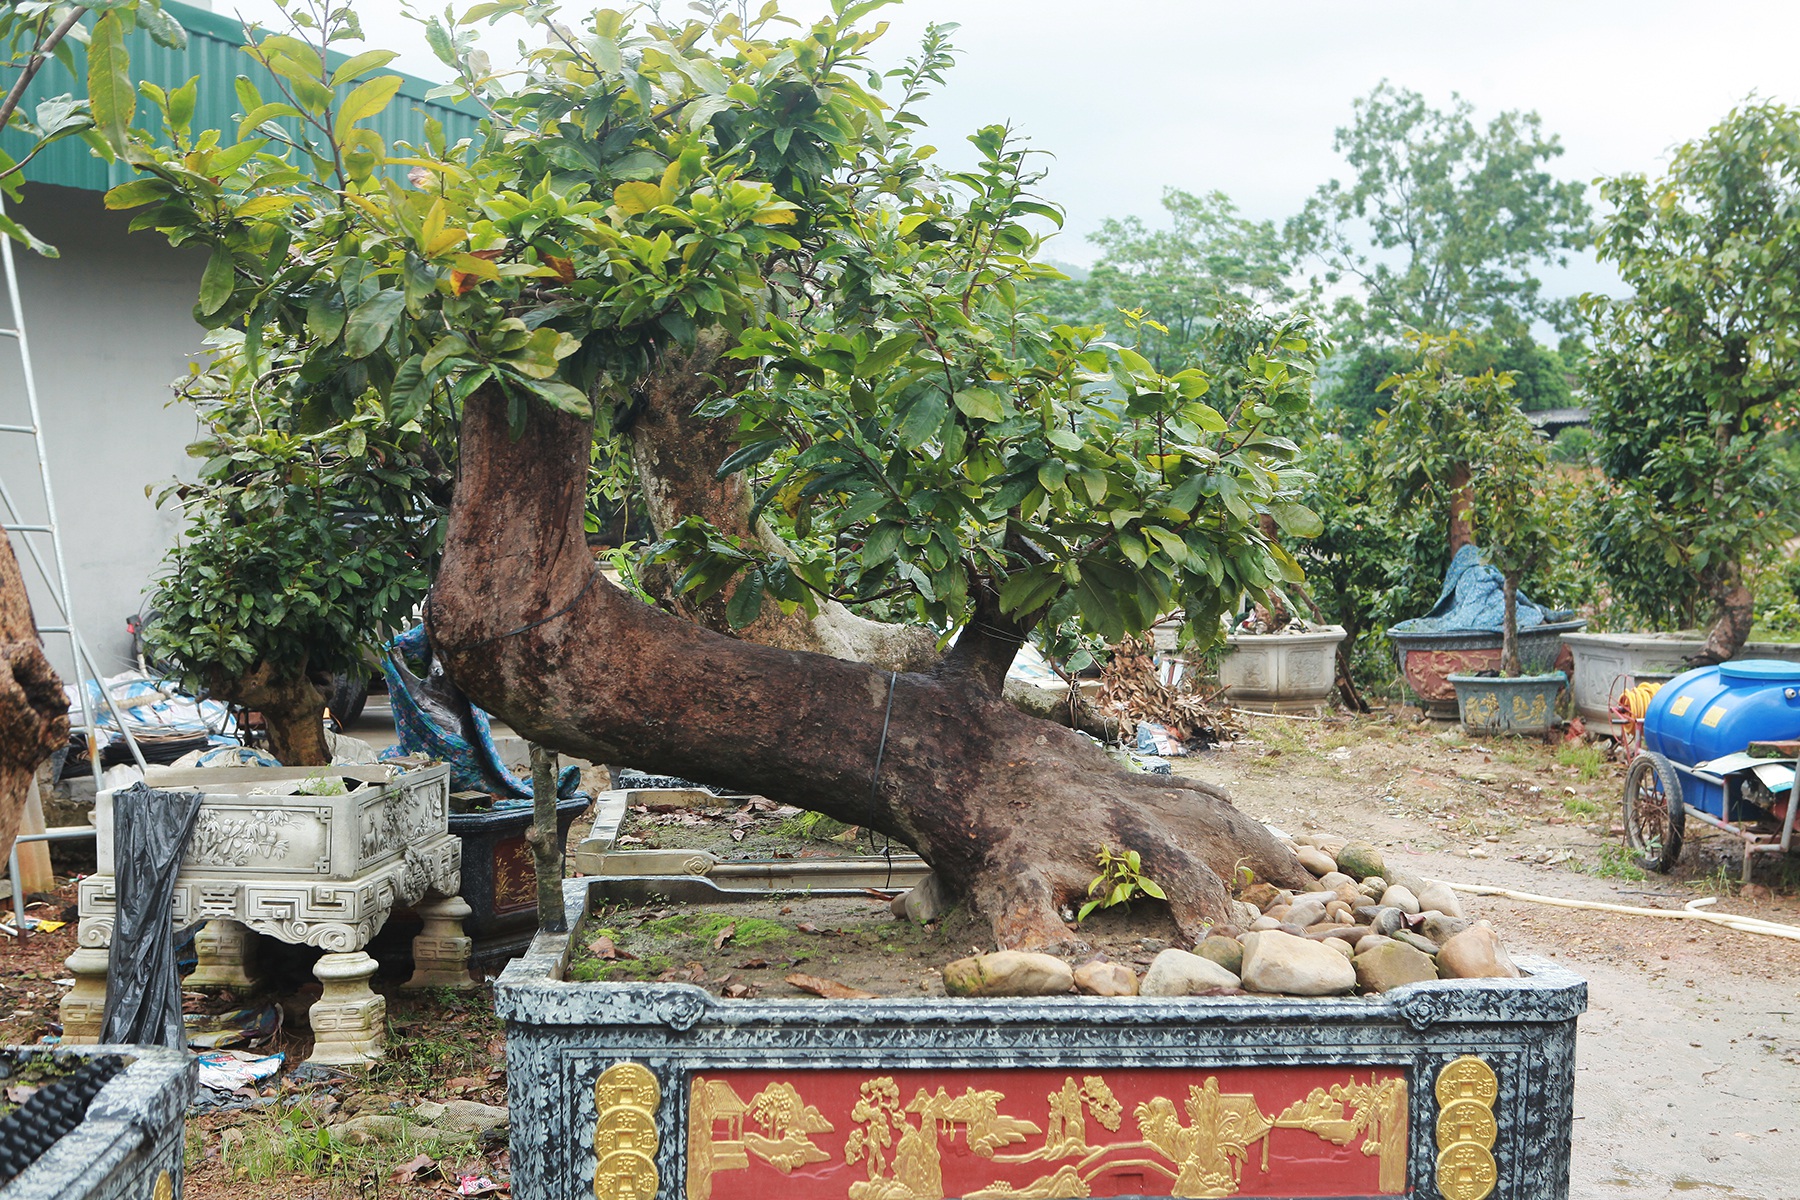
(445, 1076), (485, 1094)
(392, 1152), (436, 1183)
(712, 923), (736, 951)
(737, 958), (769, 970)
(861, 888), (897, 903)
(722, 983), (753, 999)
(796, 922), (818, 933)
(785, 973), (877, 1000)
(586, 936), (636, 961)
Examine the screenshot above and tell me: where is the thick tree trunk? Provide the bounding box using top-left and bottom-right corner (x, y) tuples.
(1500, 575), (1522, 677)
(1689, 561), (1754, 667)
(0, 534), (67, 866)
(226, 662), (331, 766)
(1447, 463), (1474, 555)
(428, 389), (1308, 950)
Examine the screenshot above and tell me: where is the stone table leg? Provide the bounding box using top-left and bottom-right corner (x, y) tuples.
(306, 951), (385, 1067)
(186, 919), (259, 989)
(403, 895), (476, 990)
(59, 946), (109, 1045)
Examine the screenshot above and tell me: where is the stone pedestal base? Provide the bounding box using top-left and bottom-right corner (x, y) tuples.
(403, 895), (476, 990)
(306, 951), (385, 1067)
(59, 946), (109, 1045)
(186, 919), (259, 989)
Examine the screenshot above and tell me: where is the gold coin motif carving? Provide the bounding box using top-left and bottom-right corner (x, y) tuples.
(595, 1061), (661, 1112)
(1434, 1055), (1498, 1106)
(1436, 1140), (1498, 1200)
(151, 1170), (174, 1200)
(1435, 1098), (1498, 1150)
(595, 1107), (659, 1157)
(593, 1148), (659, 1200)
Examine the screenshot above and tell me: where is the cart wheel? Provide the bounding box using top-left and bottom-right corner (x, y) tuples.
(1623, 751), (1685, 872)
(327, 670), (369, 732)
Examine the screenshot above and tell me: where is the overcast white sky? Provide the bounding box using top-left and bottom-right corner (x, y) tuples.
(217, 0), (1800, 300)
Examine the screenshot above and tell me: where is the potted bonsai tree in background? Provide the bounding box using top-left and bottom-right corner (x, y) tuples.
(1449, 402), (1574, 735)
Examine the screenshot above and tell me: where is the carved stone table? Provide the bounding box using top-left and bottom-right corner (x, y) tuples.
(63, 764), (466, 1066)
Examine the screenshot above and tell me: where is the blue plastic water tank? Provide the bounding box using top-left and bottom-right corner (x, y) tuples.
(1642, 660), (1800, 818)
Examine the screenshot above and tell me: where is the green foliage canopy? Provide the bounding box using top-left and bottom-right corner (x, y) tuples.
(1583, 99), (1800, 631)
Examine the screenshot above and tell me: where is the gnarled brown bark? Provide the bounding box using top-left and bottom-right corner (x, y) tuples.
(428, 388), (1307, 950)
(223, 662), (330, 766)
(1448, 463), (1475, 556)
(0, 534), (67, 864)
(1689, 561), (1755, 667)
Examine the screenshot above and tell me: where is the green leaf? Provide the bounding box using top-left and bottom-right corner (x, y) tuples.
(387, 354), (431, 422)
(138, 4), (189, 51)
(953, 388), (1004, 421)
(332, 50), (400, 87)
(87, 13), (135, 154)
(343, 290), (406, 358)
(339, 75), (403, 125)
(103, 178), (169, 210)
(896, 387), (948, 449)
(1270, 500), (1324, 538)
(1137, 878), (1166, 900)
(522, 378), (593, 417)
(307, 288), (347, 344)
(725, 569), (765, 629)
(198, 245), (234, 316)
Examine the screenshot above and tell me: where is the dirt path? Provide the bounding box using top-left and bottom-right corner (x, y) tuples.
(1175, 712), (1800, 1200)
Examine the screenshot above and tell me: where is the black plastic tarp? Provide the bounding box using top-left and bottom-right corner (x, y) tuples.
(98, 782), (205, 1048)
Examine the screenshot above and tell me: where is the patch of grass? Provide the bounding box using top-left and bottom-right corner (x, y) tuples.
(1556, 742), (1607, 782)
(634, 912), (792, 948)
(1562, 795), (1602, 817)
(1588, 843), (1648, 882)
(569, 953), (675, 983)
(1247, 719), (1310, 756)
(1494, 744), (1546, 768)
(773, 812), (857, 842)
(216, 1102), (466, 1187)
(364, 988), (502, 1097)
(1316, 728), (1360, 752)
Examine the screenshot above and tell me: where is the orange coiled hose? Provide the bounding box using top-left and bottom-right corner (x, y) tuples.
(1616, 680), (1664, 721)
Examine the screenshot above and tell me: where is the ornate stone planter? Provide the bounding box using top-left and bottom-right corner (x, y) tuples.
(0, 1045), (193, 1200)
(1218, 625), (1347, 713)
(1387, 621), (1585, 719)
(1447, 673), (1567, 737)
(451, 793), (592, 965)
(1561, 631), (1800, 725)
(64, 765), (465, 1065)
(497, 880), (1585, 1200)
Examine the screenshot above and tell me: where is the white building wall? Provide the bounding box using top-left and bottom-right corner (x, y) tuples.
(0, 182), (207, 682)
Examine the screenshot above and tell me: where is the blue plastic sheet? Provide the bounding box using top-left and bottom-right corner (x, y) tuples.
(1388, 544), (1575, 635)
(378, 625), (579, 800)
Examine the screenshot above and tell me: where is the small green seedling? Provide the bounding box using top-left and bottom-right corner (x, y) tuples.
(1078, 844), (1167, 922)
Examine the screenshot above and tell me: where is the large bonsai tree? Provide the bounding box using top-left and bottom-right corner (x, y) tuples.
(112, 0), (1311, 948)
(1584, 101), (1800, 664)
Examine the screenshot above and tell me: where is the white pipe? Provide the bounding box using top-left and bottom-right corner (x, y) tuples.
(1444, 881), (1800, 943)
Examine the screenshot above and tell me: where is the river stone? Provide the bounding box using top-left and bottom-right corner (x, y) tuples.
(1395, 931), (1440, 955)
(1386, 868), (1431, 897)
(1437, 925), (1521, 980)
(1370, 906), (1406, 937)
(1353, 940), (1439, 992)
(1229, 900), (1262, 928)
(1073, 959), (1139, 996)
(1335, 841), (1386, 881)
(1193, 935), (1244, 976)
(1239, 882), (1283, 911)
(1296, 846), (1337, 877)
(1286, 893), (1331, 927)
(1417, 881), (1465, 918)
(1380, 885), (1421, 914)
(1318, 871), (1356, 891)
(943, 951), (1074, 997)
(1248, 915), (1281, 931)
(1360, 875), (1388, 895)
(1238, 930), (1356, 996)
(1141, 948), (1241, 995)
(1354, 933), (1395, 955)
(1421, 913), (1474, 944)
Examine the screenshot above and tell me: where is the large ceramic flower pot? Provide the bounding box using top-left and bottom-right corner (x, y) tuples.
(1218, 625), (1347, 713)
(0, 1044), (193, 1199)
(1448, 672), (1567, 737)
(496, 879), (1585, 1200)
(1561, 631), (1800, 724)
(1387, 621), (1585, 719)
(450, 792), (591, 964)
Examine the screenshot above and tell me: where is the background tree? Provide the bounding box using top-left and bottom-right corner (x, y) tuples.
(1289, 80), (1590, 347)
(1584, 100), (1800, 664)
(144, 350), (442, 765)
(1466, 411), (1569, 675)
(118, 0), (1311, 948)
(1034, 188), (1294, 372)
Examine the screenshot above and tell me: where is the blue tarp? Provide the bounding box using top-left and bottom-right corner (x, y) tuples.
(1389, 544), (1575, 635)
(378, 625), (580, 802)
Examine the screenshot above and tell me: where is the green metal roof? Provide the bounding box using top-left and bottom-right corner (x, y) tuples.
(3, 0), (480, 193)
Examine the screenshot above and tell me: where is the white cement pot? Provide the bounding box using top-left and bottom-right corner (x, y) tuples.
(1563, 631), (1800, 725)
(1218, 625), (1346, 713)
